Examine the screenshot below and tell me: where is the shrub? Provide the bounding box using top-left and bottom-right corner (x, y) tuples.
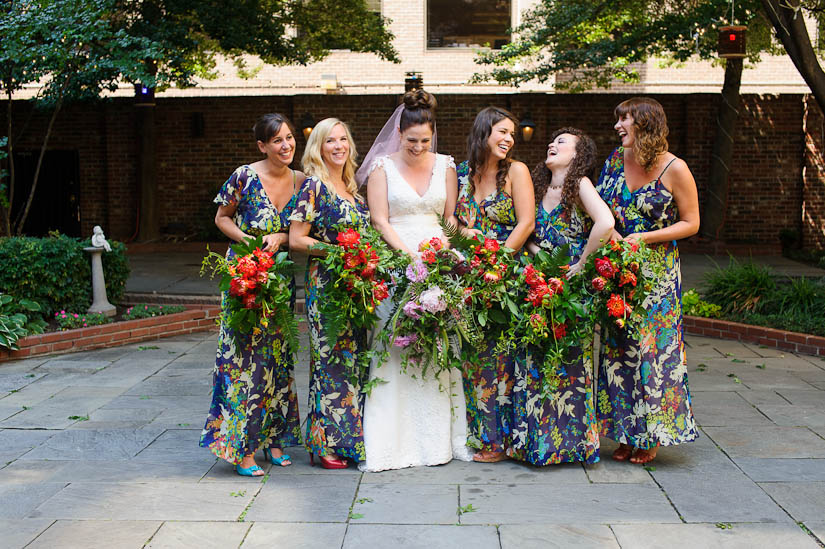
(122, 303), (186, 320)
(682, 289), (722, 318)
(0, 293), (48, 349)
(760, 277), (825, 317)
(729, 311), (825, 338)
(702, 257), (776, 315)
(0, 235), (130, 316)
(54, 310), (112, 331)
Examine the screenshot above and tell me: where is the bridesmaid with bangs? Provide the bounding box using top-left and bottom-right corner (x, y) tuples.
(510, 127), (614, 466)
(596, 97), (700, 465)
(455, 106), (535, 463)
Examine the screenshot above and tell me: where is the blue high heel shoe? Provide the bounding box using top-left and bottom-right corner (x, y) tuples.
(263, 447), (292, 466)
(235, 463), (264, 477)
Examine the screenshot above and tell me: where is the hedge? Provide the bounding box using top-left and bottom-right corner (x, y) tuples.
(0, 235), (130, 316)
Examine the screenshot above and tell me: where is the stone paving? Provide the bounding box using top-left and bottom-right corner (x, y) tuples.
(0, 331), (824, 548)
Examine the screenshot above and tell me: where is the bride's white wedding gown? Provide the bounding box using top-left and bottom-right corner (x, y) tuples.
(359, 153), (474, 472)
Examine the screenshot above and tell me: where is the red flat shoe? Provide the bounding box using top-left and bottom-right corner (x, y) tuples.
(310, 452), (348, 469)
(629, 445), (659, 465)
(612, 444), (633, 462)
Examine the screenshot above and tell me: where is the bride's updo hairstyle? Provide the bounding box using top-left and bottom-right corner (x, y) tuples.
(400, 89), (437, 133)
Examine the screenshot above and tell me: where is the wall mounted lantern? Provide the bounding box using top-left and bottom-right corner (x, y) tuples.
(519, 113), (535, 142)
(299, 113), (316, 140)
(405, 72), (423, 92)
(134, 84), (155, 107)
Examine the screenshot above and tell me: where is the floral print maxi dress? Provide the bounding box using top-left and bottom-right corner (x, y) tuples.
(595, 147), (698, 449)
(509, 203), (600, 465)
(289, 176), (371, 462)
(200, 165), (301, 464)
(455, 160), (518, 452)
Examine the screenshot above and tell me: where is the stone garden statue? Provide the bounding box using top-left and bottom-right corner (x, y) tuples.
(91, 225), (112, 252)
(85, 226), (116, 316)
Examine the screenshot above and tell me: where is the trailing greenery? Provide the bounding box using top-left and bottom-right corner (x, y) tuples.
(122, 303), (185, 320)
(682, 289), (722, 319)
(0, 235), (130, 316)
(0, 293), (48, 349)
(54, 310), (111, 331)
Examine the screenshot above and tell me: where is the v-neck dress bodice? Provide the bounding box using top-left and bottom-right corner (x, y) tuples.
(455, 160), (517, 243)
(200, 164), (301, 465)
(595, 147), (697, 450)
(377, 154), (453, 251)
(360, 153), (474, 472)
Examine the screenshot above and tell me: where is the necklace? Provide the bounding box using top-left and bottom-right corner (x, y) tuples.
(548, 184), (563, 190)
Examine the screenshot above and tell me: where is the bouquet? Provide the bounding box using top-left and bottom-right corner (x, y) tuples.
(311, 226), (405, 383)
(461, 236), (521, 333)
(201, 235), (297, 353)
(576, 238), (658, 341)
(508, 246), (586, 395)
(380, 237), (481, 380)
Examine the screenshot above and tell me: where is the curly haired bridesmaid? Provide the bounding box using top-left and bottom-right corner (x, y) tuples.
(596, 97), (700, 464)
(511, 127), (613, 466)
(200, 113), (303, 476)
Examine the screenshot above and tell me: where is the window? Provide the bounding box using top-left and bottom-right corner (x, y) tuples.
(427, 0), (510, 49)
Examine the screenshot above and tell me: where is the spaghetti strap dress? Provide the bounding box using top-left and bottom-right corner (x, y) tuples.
(595, 147), (698, 450)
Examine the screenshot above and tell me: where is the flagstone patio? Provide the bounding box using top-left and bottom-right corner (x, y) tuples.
(0, 331), (824, 548)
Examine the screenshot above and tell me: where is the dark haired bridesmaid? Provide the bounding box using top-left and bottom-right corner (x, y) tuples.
(455, 106), (535, 462)
(201, 113), (303, 476)
(596, 97), (700, 464)
(510, 127), (614, 466)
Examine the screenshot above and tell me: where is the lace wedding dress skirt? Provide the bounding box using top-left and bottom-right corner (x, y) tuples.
(359, 154), (475, 472)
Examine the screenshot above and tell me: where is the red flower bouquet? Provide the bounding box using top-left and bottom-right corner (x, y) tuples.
(509, 246), (586, 394)
(461, 237), (520, 333)
(312, 226), (405, 383)
(201, 235), (297, 352)
(576, 238), (658, 340)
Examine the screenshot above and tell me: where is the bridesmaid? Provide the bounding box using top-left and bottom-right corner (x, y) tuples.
(510, 127), (614, 465)
(456, 106), (535, 462)
(289, 118), (371, 469)
(596, 97), (700, 464)
(200, 113), (303, 476)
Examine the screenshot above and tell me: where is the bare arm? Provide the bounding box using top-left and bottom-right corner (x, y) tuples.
(625, 159), (700, 245)
(442, 165), (459, 235)
(503, 161), (535, 252)
(567, 177), (614, 276)
(367, 166), (414, 255)
(288, 220), (326, 256)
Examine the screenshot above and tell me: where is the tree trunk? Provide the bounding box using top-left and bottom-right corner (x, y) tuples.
(701, 58), (743, 240)
(761, 0), (825, 113)
(3, 89), (14, 236)
(136, 104), (159, 241)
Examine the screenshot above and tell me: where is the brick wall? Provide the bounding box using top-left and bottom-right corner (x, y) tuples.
(803, 96), (825, 249)
(2, 92), (823, 251)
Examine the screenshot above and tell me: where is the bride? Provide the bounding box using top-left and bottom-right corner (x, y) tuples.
(356, 90), (475, 472)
